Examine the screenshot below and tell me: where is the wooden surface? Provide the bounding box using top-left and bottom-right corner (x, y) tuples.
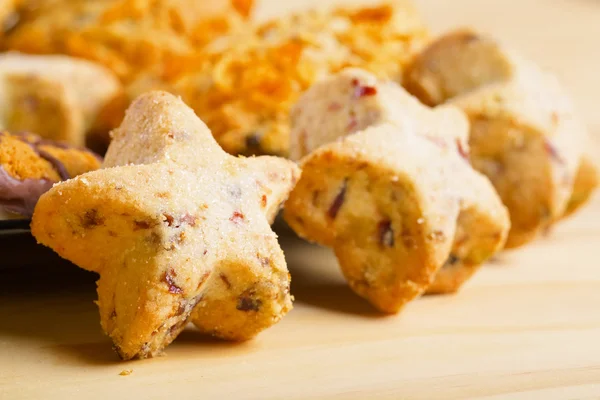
(1, 1), (600, 399)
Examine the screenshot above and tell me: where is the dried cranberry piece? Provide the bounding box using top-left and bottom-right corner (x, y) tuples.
(544, 140), (564, 165)
(327, 180), (348, 219)
(164, 268), (183, 294)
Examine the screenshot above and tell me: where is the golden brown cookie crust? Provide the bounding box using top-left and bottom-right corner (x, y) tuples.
(3, 0), (253, 81)
(404, 29), (597, 248)
(32, 91), (299, 360)
(285, 69), (509, 309)
(0, 53), (122, 146)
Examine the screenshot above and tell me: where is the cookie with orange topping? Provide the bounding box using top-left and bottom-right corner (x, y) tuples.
(3, 0), (254, 81)
(0, 131), (101, 218)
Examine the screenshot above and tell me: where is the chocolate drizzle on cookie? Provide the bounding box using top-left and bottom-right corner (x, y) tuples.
(0, 167), (54, 217)
(0, 131), (101, 217)
(37, 148), (70, 180)
(7, 132), (74, 180)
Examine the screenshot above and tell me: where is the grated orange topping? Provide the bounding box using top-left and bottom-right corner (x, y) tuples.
(169, 1), (430, 156)
(3, 0), (252, 81)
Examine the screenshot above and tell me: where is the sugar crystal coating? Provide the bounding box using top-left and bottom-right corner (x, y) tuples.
(32, 91), (300, 360)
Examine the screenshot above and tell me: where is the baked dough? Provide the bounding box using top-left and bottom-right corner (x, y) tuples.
(32, 91), (300, 359)
(285, 69), (509, 310)
(169, 1), (429, 156)
(0, 131), (100, 218)
(404, 29), (597, 247)
(0, 52), (122, 147)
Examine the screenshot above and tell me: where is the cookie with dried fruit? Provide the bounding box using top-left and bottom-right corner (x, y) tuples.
(32, 91), (299, 360)
(404, 29), (596, 248)
(284, 69), (509, 310)
(289, 68), (468, 161)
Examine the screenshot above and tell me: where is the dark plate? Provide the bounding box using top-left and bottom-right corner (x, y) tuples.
(0, 219), (31, 233)
(0, 219), (73, 269)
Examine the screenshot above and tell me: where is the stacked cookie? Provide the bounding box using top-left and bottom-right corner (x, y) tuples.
(281, 30), (597, 312)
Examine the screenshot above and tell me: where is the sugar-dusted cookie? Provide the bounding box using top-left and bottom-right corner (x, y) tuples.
(404, 29), (597, 247)
(284, 69), (509, 310)
(0, 131), (101, 218)
(289, 68), (468, 161)
(32, 91), (300, 359)
(170, 1), (429, 157)
(0, 53), (123, 147)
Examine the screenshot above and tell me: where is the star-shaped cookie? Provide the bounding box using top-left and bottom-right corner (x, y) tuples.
(32, 91), (300, 360)
(285, 69), (509, 311)
(404, 29), (597, 247)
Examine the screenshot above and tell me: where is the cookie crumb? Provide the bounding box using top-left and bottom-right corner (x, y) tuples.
(119, 369), (133, 376)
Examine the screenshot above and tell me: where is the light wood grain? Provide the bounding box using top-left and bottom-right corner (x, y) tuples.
(1, 0), (600, 399)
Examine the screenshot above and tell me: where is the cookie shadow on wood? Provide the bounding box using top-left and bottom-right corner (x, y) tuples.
(280, 235), (384, 318)
(0, 244), (263, 364)
(0, 263), (122, 365)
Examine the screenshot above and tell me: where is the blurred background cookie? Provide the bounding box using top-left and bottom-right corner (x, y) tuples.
(1, 0), (256, 152)
(169, 1), (430, 157)
(1, 1), (428, 158)
(0, 52), (122, 151)
(404, 29), (598, 248)
(1, 0), (254, 81)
